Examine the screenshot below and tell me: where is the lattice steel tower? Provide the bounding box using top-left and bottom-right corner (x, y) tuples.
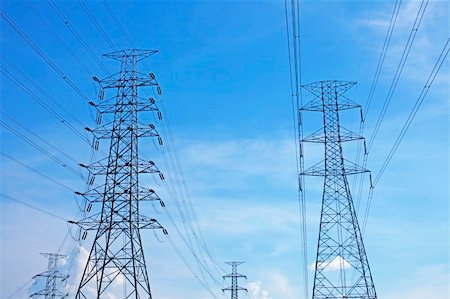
(301, 80), (376, 298)
(30, 253), (68, 299)
(72, 49), (166, 299)
(222, 262), (247, 299)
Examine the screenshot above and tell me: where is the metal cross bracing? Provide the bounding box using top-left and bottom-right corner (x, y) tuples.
(30, 253), (69, 299)
(300, 80), (377, 299)
(71, 49), (167, 299)
(222, 262), (247, 299)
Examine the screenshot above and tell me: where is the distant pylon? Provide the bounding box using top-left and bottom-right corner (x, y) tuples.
(222, 262), (247, 299)
(71, 49), (167, 299)
(30, 253), (68, 299)
(300, 80), (377, 298)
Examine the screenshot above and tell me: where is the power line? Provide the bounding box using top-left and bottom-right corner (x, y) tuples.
(137, 71), (223, 285)
(364, 0), (402, 115)
(44, 1), (120, 155)
(0, 10), (92, 104)
(1, 151), (75, 193)
(367, 0), (429, 151)
(1, 190), (81, 296)
(6, 277), (34, 299)
(373, 38), (450, 187)
(101, 0), (135, 48)
(161, 202), (225, 289)
(1, 8), (107, 291)
(352, 0), (402, 206)
(148, 78), (227, 278)
(23, 0), (93, 75)
(47, 0), (110, 75)
(136, 124), (213, 282)
(354, 0), (374, 86)
(1, 55), (87, 129)
(154, 122), (216, 279)
(151, 59), (226, 280)
(77, 0), (118, 52)
(359, 0), (431, 235)
(0, 119), (84, 179)
(1, 193), (68, 222)
(284, 0), (308, 297)
(165, 234), (220, 299)
(0, 67), (89, 144)
(6, 1), (221, 291)
(1, 111), (81, 165)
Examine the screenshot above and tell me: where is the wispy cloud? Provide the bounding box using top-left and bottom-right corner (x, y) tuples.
(247, 281), (270, 299)
(383, 263), (449, 299)
(358, 0), (449, 84)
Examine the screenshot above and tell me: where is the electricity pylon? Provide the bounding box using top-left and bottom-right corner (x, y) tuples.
(71, 49), (167, 299)
(222, 262), (247, 299)
(300, 80), (377, 298)
(30, 253), (68, 299)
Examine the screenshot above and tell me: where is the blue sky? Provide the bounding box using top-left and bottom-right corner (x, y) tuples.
(0, 1), (448, 298)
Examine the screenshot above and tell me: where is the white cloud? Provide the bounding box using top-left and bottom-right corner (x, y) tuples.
(309, 256), (351, 272)
(247, 281), (270, 299)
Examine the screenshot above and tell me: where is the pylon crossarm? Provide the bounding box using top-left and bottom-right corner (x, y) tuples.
(33, 272), (67, 279)
(300, 97), (361, 112)
(222, 286), (248, 291)
(84, 122), (160, 139)
(103, 49), (158, 61)
(302, 126), (363, 143)
(137, 126), (161, 138)
(223, 273), (246, 278)
(136, 216), (166, 231)
(68, 215), (101, 231)
(299, 97), (323, 112)
(301, 80), (356, 95)
(79, 159), (161, 175)
(301, 159), (369, 176)
(94, 99), (159, 113)
(76, 186), (163, 204)
(99, 76), (158, 89)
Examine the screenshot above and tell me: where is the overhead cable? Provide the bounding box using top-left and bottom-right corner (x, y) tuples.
(367, 0), (429, 151)
(1, 192), (68, 222)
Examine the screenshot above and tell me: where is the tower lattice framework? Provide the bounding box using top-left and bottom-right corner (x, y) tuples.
(301, 80), (377, 298)
(30, 253), (68, 299)
(222, 262), (247, 299)
(72, 49), (166, 299)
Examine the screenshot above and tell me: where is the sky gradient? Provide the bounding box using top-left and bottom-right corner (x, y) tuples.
(0, 1), (448, 299)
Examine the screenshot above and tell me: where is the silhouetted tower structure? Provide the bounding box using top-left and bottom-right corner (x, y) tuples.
(72, 49), (167, 299)
(222, 262), (247, 299)
(30, 253), (68, 299)
(301, 80), (377, 298)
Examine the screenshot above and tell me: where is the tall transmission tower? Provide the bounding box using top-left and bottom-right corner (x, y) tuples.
(30, 253), (68, 299)
(222, 262), (247, 299)
(300, 80), (377, 298)
(71, 49), (167, 299)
